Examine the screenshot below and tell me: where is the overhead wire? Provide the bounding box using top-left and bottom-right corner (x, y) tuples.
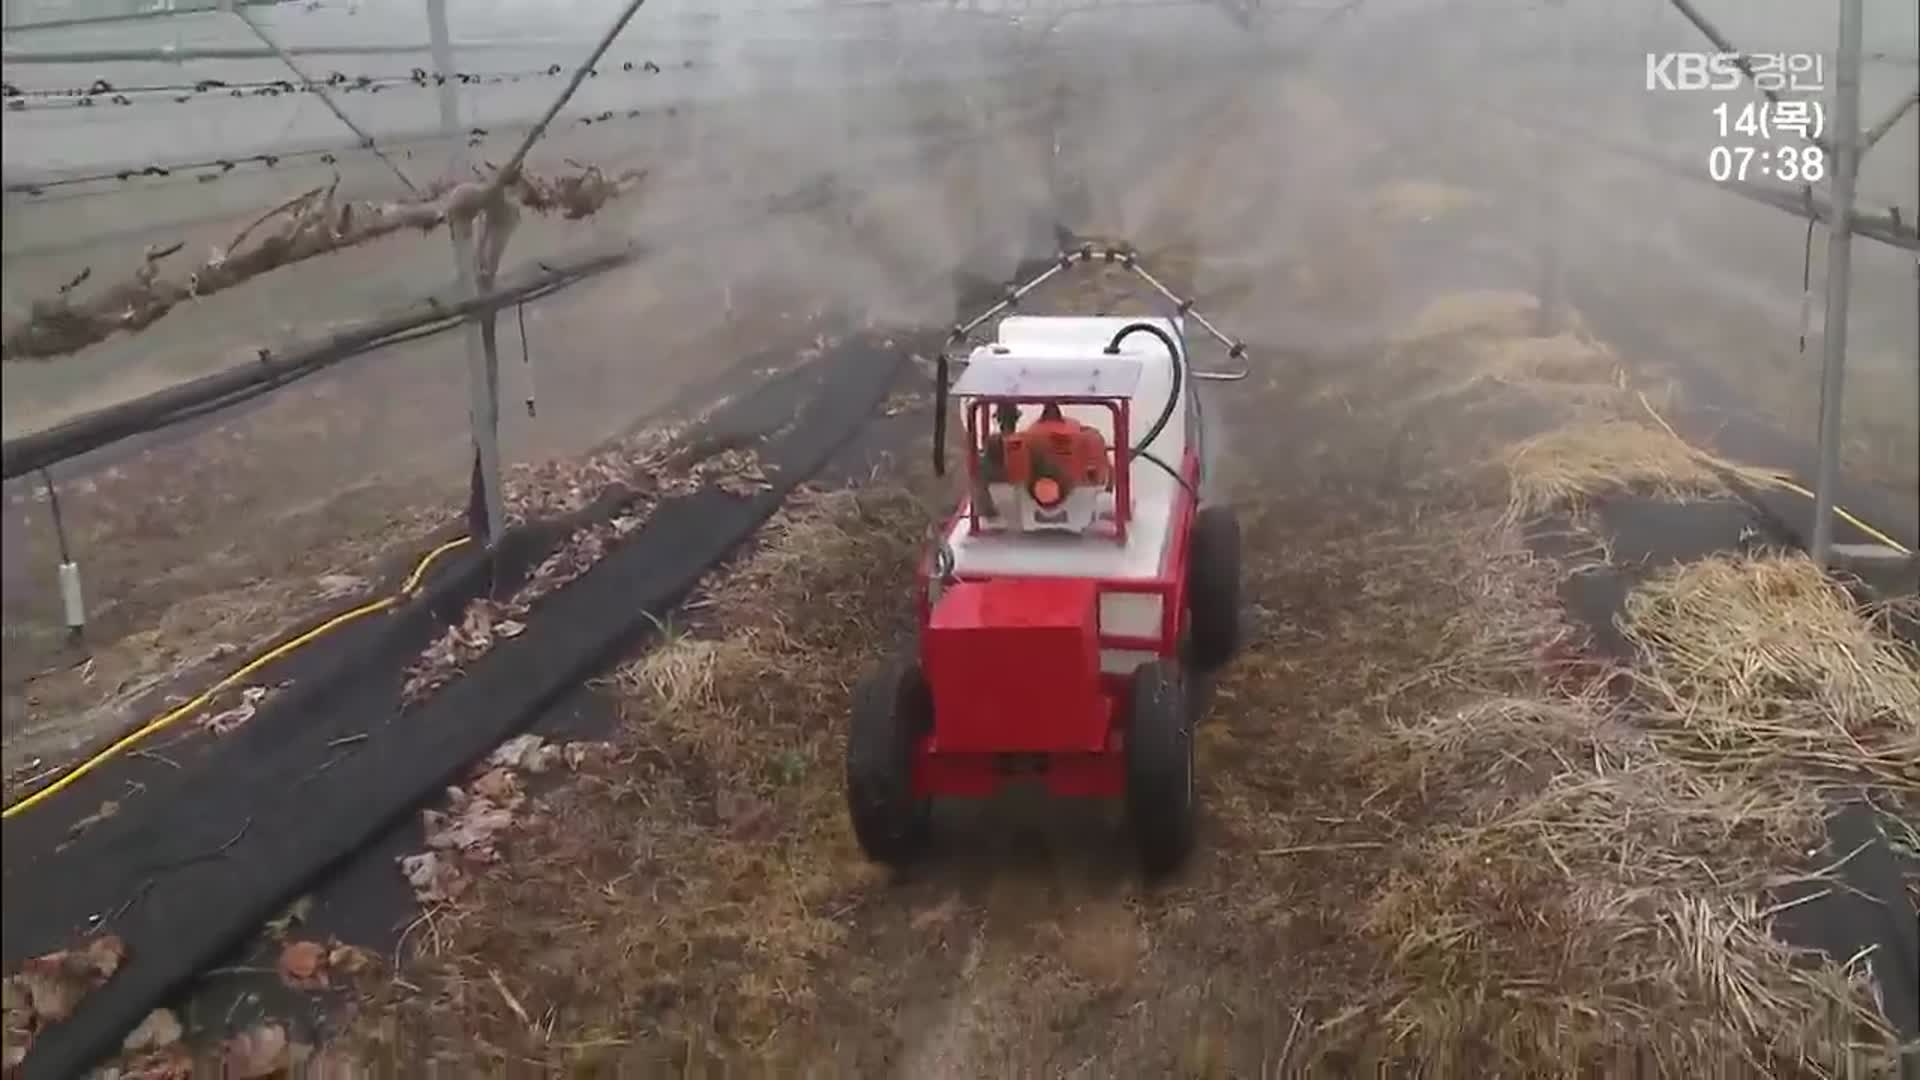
(233, 5), (420, 193)
(3, 53), (1069, 195)
(2, 58), (683, 110)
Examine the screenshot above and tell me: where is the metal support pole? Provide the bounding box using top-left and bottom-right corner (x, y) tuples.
(427, 0), (504, 545)
(1535, 0), (1569, 334)
(1810, 0), (1865, 568)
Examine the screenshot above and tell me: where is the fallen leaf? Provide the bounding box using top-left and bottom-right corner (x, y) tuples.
(423, 800), (514, 854)
(224, 1023), (289, 1079)
(16, 933), (129, 1024)
(264, 895), (314, 938)
(204, 685), (272, 734)
(911, 895), (962, 932)
(399, 851), (439, 889)
(118, 1045), (193, 1079)
(69, 799), (120, 835)
(121, 1007), (183, 1052)
(313, 573), (367, 600)
(488, 734), (545, 770)
(469, 769), (522, 808)
(326, 943), (376, 977)
(496, 619), (526, 639)
(202, 701), (256, 734)
(1, 974), (26, 1013)
(18, 968), (80, 1024)
(398, 851), (468, 903)
(563, 741), (614, 771)
(527, 744), (564, 774)
(82, 935), (126, 979)
(277, 940), (327, 990)
(300, 1045), (369, 1080)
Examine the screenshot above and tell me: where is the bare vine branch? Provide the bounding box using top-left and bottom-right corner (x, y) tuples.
(2, 167), (645, 363)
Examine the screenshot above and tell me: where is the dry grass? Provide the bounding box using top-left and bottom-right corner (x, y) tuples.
(1390, 289), (1556, 345)
(1501, 419), (1768, 521)
(1286, 290), (1700, 498)
(1365, 686), (1890, 1074)
(1204, 505), (1905, 1075)
(1431, 331), (1630, 410)
(1261, 291), (1913, 1071)
(1369, 179), (1484, 223)
(1622, 553), (1920, 794)
(1210, 367), (1907, 1074)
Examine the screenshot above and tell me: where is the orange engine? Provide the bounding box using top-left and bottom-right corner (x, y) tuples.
(1001, 405), (1112, 508)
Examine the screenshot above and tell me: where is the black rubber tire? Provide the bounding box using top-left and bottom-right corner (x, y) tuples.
(846, 659), (934, 866)
(1125, 658), (1196, 875)
(1187, 505), (1242, 671)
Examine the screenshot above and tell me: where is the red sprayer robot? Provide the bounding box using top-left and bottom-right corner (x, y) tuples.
(846, 246), (1250, 873)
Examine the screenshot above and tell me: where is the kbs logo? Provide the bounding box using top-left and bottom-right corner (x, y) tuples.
(1646, 52), (1744, 91)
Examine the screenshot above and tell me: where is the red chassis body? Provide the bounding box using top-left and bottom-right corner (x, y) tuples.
(909, 395), (1201, 802)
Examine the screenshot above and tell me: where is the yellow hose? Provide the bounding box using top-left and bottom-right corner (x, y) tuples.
(2, 535), (473, 821)
(1636, 391), (1910, 556)
(1751, 474), (1912, 555)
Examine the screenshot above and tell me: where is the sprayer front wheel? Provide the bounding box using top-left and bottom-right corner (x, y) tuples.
(846, 659), (933, 866)
(1187, 506), (1242, 671)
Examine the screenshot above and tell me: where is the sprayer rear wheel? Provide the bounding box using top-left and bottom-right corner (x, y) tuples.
(1125, 658), (1196, 875)
(846, 659), (933, 866)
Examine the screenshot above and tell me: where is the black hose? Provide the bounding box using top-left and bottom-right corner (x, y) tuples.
(1135, 447), (1197, 501)
(1167, 314), (1207, 493)
(932, 350), (950, 477)
(1103, 321), (1183, 455)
